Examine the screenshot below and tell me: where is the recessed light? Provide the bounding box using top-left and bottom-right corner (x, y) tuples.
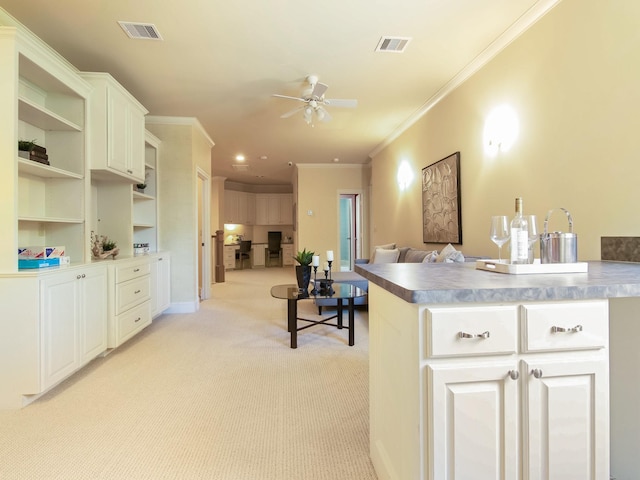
(259, 155), (268, 160)
(235, 154), (245, 162)
(333, 157), (340, 163)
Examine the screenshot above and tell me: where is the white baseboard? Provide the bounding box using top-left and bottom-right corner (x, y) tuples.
(164, 301), (198, 314)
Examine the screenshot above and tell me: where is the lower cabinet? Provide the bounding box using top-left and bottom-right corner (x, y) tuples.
(107, 257), (152, 348)
(368, 283), (610, 480)
(150, 252), (171, 317)
(223, 245), (237, 270)
(0, 263), (108, 408)
(252, 245), (265, 267)
(282, 244), (294, 266)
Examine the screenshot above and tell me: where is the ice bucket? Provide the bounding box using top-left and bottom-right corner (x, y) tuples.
(540, 208), (578, 263)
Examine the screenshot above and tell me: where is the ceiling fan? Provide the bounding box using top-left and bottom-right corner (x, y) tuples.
(272, 75), (358, 124)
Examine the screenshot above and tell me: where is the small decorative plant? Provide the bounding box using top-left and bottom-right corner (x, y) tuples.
(18, 139), (37, 152)
(293, 248), (314, 266)
(91, 231), (119, 259)
(136, 183), (147, 192)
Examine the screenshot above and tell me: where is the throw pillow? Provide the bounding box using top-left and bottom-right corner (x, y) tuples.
(369, 243), (396, 263)
(372, 248), (400, 264)
(397, 246), (411, 263)
(436, 243), (465, 263)
(421, 251), (439, 263)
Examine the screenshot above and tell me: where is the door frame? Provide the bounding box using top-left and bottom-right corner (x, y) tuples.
(337, 189), (364, 271)
(197, 167), (211, 300)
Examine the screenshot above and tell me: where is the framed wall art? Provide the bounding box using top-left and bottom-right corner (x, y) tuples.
(422, 151), (462, 244)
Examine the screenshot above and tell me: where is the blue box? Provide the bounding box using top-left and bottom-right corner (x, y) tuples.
(18, 258), (61, 269)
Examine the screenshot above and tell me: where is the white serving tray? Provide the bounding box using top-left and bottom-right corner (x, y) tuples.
(475, 259), (589, 275)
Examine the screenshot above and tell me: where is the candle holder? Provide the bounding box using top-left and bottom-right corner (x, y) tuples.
(327, 260), (333, 281)
(310, 265), (318, 295)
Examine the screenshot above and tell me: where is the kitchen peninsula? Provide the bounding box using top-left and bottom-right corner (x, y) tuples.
(355, 260), (640, 480)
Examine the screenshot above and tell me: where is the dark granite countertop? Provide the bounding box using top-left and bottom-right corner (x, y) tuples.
(355, 261), (640, 304)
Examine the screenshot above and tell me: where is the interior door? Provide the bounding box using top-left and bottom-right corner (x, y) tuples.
(339, 194), (359, 271)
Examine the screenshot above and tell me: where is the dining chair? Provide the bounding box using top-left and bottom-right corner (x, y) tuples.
(236, 240), (252, 269)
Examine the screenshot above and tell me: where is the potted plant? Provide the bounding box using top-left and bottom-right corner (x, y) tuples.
(293, 248), (314, 291)
(91, 231), (119, 259)
(136, 183), (147, 193)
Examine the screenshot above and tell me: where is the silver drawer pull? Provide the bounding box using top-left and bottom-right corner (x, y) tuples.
(133, 268), (140, 273)
(551, 324), (583, 333)
(134, 317), (141, 323)
(134, 289), (141, 294)
(531, 368), (543, 379)
(508, 370), (519, 380)
(458, 331), (490, 339)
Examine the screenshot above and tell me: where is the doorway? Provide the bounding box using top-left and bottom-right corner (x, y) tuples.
(339, 193), (361, 271)
(197, 168), (211, 301)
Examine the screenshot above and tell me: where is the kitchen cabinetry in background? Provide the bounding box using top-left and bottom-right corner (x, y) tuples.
(282, 244), (294, 266)
(223, 245), (237, 270)
(82, 72), (147, 183)
(252, 244), (265, 267)
(224, 190), (255, 225)
(255, 193), (293, 225)
(0, 26), (91, 272)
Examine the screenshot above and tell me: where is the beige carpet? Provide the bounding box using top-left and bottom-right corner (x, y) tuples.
(0, 267), (377, 480)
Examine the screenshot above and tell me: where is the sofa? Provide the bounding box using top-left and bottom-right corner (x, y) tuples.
(314, 243), (480, 312)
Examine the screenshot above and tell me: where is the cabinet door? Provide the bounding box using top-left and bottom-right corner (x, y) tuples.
(107, 88), (130, 175)
(267, 195), (281, 224)
(224, 190), (239, 223)
(280, 193), (293, 224)
(251, 245), (265, 266)
(151, 254), (171, 317)
(80, 266), (108, 363)
(255, 194), (269, 225)
(428, 363), (519, 480)
(128, 105), (146, 181)
(40, 271), (80, 390)
(282, 244), (294, 266)
(523, 358), (609, 480)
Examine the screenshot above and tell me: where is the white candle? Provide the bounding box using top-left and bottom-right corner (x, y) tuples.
(326, 250), (334, 261)
(312, 255), (320, 267)
(324, 262), (329, 271)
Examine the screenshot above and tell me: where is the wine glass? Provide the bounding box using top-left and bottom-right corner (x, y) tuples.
(490, 215), (510, 262)
(527, 215), (538, 263)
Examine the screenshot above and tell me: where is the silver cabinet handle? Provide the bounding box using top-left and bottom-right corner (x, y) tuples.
(134, 289), (141, 294)
(531, 369), (543, 379)
(508, 370), (519, 380)
(133, 268), (140, 272)
(81, 274), (86, 278)
(458, 331), (490, 339)
(134, 317), (141, 323)
(551, 325), (583, 333)
(77, 275), (82, 279)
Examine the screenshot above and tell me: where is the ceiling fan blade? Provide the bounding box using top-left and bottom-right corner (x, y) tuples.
(316, 107), (332, 123)
(272, 94), (306, 102)
(280, 106), (304, 119)
(311, 82), (328, 99)
(323, 98), (358, 108)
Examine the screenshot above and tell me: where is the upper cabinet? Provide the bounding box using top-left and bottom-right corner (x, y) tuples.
(255, 193), (293, 225)
(81, 72), (148, 184)
(0, 27), (91, 272)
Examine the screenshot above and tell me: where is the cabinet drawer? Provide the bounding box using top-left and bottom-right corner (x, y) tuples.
(426, 306), (518, 358)
(521, 300), (608, 352)
(117, 300), (151, 345)
(115, 262), (150, 284)
(116, 275), (150, 314)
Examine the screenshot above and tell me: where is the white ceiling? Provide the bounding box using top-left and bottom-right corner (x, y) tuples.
(0, 0), (557, 185)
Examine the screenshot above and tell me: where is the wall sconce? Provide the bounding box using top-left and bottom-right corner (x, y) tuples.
(483, 104), (519, 156)
(397, 160), (414, 191)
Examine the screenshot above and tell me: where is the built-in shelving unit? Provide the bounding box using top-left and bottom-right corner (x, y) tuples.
(132, 131), (160, 252)
(0, 26), (91, 272)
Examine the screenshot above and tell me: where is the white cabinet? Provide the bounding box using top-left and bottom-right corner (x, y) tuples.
(0, 264), (107, 408)
(223, 245), (237, 270)
(41, 265), (107, 389)
(150, 252), (171, 318)
(282, 244), (294, 266)
(0, 27), (91, 272)
(224, 190), (256, 225)
(255, 193), (293, 225)
(107, 258), (152, 348)
(251, 245), (265, 267)
(82, 72), (148, 183)
(368, 284), (610, 480)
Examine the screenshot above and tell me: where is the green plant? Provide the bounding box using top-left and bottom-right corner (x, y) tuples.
(101, 238), (117, 251)
(136, 183), (147, 190)
(293, 248), (314, 266)
(18, 139), (37, 151)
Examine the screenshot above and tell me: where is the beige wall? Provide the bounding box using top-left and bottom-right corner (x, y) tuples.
(147, 117), (214, 310)
(297, 164), (369, 265)
(371, 0), (640, 261)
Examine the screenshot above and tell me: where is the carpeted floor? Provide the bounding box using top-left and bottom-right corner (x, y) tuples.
(0, 267), (377, 479)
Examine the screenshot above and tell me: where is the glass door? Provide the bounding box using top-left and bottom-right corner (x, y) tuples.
(339, 194), (359, 271)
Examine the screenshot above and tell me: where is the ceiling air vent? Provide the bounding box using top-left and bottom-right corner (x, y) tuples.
(118, 21), (163, 40)
(232, 164), (250, 172)
(375, 36), (411, 53)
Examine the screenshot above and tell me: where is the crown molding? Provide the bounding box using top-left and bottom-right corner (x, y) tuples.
(146, 115), (215, 147)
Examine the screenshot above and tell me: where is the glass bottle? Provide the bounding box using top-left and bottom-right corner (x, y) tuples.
(509, 197), (529, 264)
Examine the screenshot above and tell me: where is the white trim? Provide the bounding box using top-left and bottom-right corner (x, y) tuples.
(164, 301), (199, 314)
(369, 0), (561, 159)
(297, 163), (366, 170)
(197, 166), (212, 300)
(146, 115), (215, 147)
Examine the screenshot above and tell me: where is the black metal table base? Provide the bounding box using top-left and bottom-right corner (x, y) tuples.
(287, 297), (355, 349)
